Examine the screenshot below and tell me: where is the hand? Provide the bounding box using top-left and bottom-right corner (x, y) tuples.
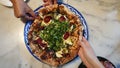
(43, 0), (57, 6)
(78, 37), (104, 68)
(10, 0), (36, 20)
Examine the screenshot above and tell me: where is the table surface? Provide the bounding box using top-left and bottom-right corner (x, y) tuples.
(0, 0), (120, 68)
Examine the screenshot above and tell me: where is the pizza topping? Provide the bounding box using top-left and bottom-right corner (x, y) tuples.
(34, 19), (39, 23)
(59, 16), (66, 22)
(63, 32), (69, 40)
(39, 14), (44, 19)
(41, 18), (52, 26)
(36, 38), (42, 44)
(44, 16), (52, 23)
(30, 14), (74, 58)
(56, 14), (62, 20)
(49, 50), (54, 55)
(39, 43), (47, 50)
(56, 50), (63, 58)
(40, 20), (70, 52)
(55, 48), (68, 58)
(70, 25), (74, 31)
(34, 38), (47, 50)
(33, 23), (40, 29)
(63, 37), (73, 46)
(40, 26), (45, 30)
(62, 48), (68, 53)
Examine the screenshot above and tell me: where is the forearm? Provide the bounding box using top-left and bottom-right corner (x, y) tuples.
(90, 58), (104, 68)
(85, 55), (104, 68)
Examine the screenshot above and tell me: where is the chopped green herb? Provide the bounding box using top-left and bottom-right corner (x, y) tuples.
(39, 20), (70, 51)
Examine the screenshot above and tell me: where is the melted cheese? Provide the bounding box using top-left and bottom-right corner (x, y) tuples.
(62, 48), (68, 53)
(56, 14), (62, 20)
(34, 19), (39, 23)
(63, 37), (73, 46)
(56, 50), (63, 57)
(39, 13), (44, 19)
(41, 20), (52, 26)
(56, 14), (68, 22)
(69, 25), (74, 32)
(55, 48), (69, 58)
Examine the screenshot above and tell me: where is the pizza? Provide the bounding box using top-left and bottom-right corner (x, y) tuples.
(28, 4), (83, 66)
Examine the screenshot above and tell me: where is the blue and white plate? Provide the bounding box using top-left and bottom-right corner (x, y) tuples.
(24, 3), (89, 63)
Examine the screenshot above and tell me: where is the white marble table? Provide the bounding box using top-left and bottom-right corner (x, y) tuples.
(0, 0), (120, 68)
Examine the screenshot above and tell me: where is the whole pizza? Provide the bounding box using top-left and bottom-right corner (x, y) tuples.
(28, 4), (83, 66)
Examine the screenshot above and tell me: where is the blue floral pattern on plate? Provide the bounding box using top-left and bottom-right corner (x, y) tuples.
(24, 3), (89, 62)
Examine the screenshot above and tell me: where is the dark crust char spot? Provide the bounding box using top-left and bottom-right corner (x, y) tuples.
(55, 58), (61, 64)
(62, 53), (70, 57)
(41, 55), (47, 60)
(32, 40), (38, 44)
(45, 48), (55, 58)
(39, 8), (49, 15)
(33, 23), (40, 32)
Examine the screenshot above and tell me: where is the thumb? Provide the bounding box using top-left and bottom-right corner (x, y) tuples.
(78, 36), (85, 47)
(82, 37), (90, 47)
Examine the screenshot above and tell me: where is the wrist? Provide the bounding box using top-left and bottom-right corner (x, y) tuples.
(92, 59), (105, 68)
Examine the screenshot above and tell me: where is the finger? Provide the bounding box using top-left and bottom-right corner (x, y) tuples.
(43, 2), (50, 7)
(78, 40), (84, 47)
(24, 14), (34, 20)
(27, 9), (36, 18)
(78, 36), (86, 48)
(78, 48), (92, 68)
(78, 47), (82, 56)
(82, 37), (90, 46)
(51, 0), (57, 4)
(82, 36), (87, 42)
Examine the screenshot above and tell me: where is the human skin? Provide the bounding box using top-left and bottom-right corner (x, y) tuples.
(10, 0), (36, 20)
(78, 37), (104, 68)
